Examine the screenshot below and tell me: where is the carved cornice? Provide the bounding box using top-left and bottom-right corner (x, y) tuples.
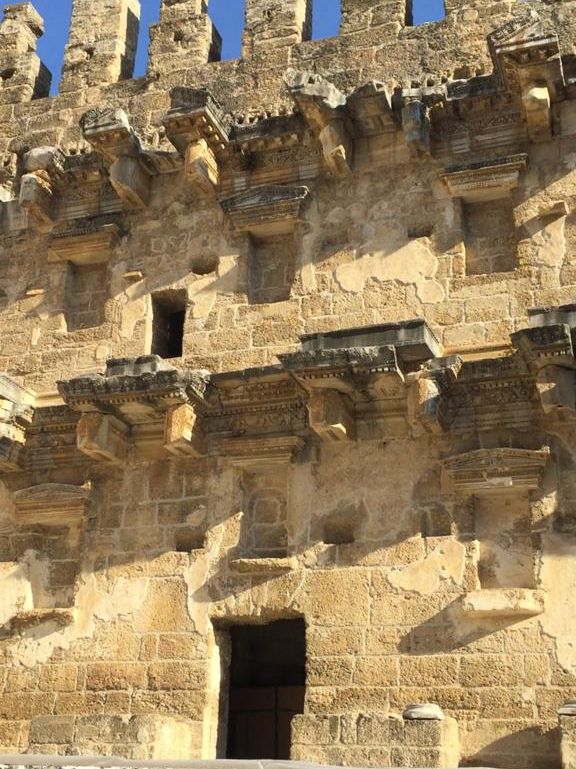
(58, 356), (209, 465)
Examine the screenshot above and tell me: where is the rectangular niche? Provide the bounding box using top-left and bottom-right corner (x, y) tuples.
(241, 468), (289, 558)
(65, 263), (108, 331)
(474, 492), (536, 589)
(249, 234), (295, 305)
(463, 198), (517, 276)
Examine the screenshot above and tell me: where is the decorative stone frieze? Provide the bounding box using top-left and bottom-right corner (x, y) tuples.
(219, 185), (310, 235)
(442, 155), (527, 202)
(12, 483), (90, 527)
(441, 447), (550, 496)
(58, 356), (209, 464)
(0, 375), (36, 472)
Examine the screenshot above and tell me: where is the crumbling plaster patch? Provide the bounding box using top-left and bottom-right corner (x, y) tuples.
(387, 539), (467, 595)
(335, 239), (445, 304)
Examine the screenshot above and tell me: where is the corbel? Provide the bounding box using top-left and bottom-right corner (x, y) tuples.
(163, 88), (230, 196)
(286, 70), (353, 177)
(80, 107), (153, 210)
(489, 10), (564, 143)
(407, 356), (462, 436)
(0, 374), (36, 472)
(512, 323), (576, 415)
(397, 86), (447, 159)
(18, 146), (65, 232)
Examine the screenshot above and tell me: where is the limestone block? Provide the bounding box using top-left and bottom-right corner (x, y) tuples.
(110, 156), (151, 210)
(60, 0), (141, 91)
(462, 588), (547, 618)
(148, 1), (221, 74)
(77, 413), (130, 465)
(242, 0), (312, 58)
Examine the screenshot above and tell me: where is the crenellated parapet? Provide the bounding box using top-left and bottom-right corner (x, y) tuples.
(148, 0), (221, 76)
(60, 0), (141, 92)
(0, 3), (50, 104)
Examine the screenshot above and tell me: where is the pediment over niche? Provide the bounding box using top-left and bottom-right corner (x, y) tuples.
(219, 185), (310, 235)
(441, 447), (550, 496)
(489, 10), (544, 50)
(13, 483), (91, 527)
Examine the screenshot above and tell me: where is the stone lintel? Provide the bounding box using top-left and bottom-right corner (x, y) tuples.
(442, 154), (527, 202)
(220, 185), (310, 236)
(13, 483), (90, 527)
(441, 447), (550, 496)
(222, 435), (305, 466)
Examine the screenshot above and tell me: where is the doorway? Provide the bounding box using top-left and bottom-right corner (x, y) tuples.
(224, 619), (306, 760)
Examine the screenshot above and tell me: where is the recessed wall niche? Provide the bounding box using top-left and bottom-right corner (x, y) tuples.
(65, 263), (108, 331)
(249, 234), (296, 304)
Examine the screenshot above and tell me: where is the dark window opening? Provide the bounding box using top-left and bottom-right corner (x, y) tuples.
(312, 0), (341, 40)
(223, 620), (306, 760)
(407, 0), (445, 25)
(151, 291), (186, 359)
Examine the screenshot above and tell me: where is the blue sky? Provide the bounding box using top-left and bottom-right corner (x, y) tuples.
(33, 0), (446, 94)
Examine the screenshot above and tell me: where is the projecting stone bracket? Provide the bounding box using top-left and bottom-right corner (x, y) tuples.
(281, 320), (454, 443)
(398, 86), (447, 159)
(80, 107), (154, 210)
(58, 356), (209, 465)
(489, 10), (565, 143)
(462, 588), (547, 618)
(163, 88), (230, 196)
(513, 322), (576, 415)
(0, 374), (36, 472)
(18, 146), (65, 232)
(286, 70), (354, 177)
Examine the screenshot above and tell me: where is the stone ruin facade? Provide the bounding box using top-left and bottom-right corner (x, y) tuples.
(5, 0), (576, 767)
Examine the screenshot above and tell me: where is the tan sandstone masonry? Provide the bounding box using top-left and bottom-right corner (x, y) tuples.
(3, 1), (576, 768)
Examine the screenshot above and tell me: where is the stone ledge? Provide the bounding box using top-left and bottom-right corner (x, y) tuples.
(461, 588), (547, 618)
(7, 607), (76, 633)
(229, 556), (298, 574)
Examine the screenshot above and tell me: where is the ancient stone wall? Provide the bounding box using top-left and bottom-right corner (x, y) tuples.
(2, 1), (576, 768)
